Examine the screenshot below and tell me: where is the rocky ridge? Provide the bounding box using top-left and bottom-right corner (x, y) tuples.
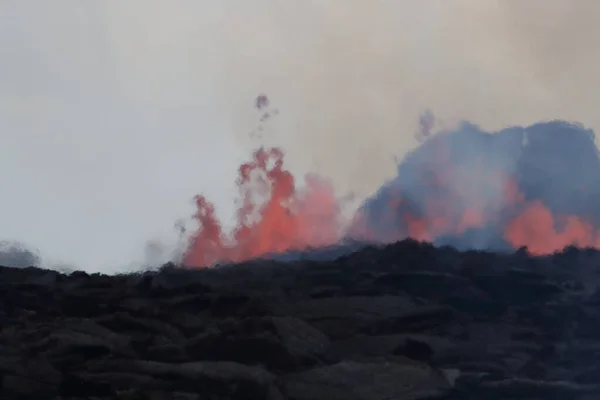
(2, 239), (600, 399)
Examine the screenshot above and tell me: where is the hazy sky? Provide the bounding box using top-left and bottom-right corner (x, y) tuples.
(1, 1), (599, 273)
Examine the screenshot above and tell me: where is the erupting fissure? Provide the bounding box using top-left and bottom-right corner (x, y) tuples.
(182, 147), (342, 267)
(183, 115), (600, 268)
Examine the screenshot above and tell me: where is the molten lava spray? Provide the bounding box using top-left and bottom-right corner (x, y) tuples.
(183, 118), (600, 267)
(182, 147), (342, 267)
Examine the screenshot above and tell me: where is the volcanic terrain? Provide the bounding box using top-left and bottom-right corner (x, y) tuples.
(4, 119), (600, 399)
(3, 240), (600, 399)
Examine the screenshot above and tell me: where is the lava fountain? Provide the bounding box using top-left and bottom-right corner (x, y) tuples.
(183, 117), (600, 267)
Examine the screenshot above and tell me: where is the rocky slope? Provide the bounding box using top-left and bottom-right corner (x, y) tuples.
(3, 239), (600, 399)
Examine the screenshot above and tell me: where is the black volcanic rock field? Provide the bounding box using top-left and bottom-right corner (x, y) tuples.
(3, 240), (600, 399)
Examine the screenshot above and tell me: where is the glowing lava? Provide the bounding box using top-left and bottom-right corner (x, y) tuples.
(183, 147), (342, 267)
(183, 119), (600, 267)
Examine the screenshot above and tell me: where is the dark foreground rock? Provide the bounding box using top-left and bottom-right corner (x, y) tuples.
(3, 239), (600, 399)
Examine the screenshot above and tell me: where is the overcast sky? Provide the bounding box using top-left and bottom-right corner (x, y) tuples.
(1, 1), (599, 273)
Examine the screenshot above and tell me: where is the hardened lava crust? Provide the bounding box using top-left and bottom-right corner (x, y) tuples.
(2, 239), (600, 399)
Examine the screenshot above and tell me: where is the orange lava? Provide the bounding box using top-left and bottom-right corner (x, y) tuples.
(183, 147), (342, 267)
(504, 201), (600, 255)
(183, 144), (600, 267)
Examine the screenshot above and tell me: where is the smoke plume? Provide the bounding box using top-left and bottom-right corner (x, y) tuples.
(181, 113), (600, 267)
(353, 119), (600, 254)
(0, 241), (41, 268)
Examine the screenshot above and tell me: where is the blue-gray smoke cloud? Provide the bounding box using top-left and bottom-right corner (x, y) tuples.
(0, 241), (41, 268)
(352, 119), (600, 252)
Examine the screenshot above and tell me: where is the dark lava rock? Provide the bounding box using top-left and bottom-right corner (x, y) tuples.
(2, 239), (600, 398)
